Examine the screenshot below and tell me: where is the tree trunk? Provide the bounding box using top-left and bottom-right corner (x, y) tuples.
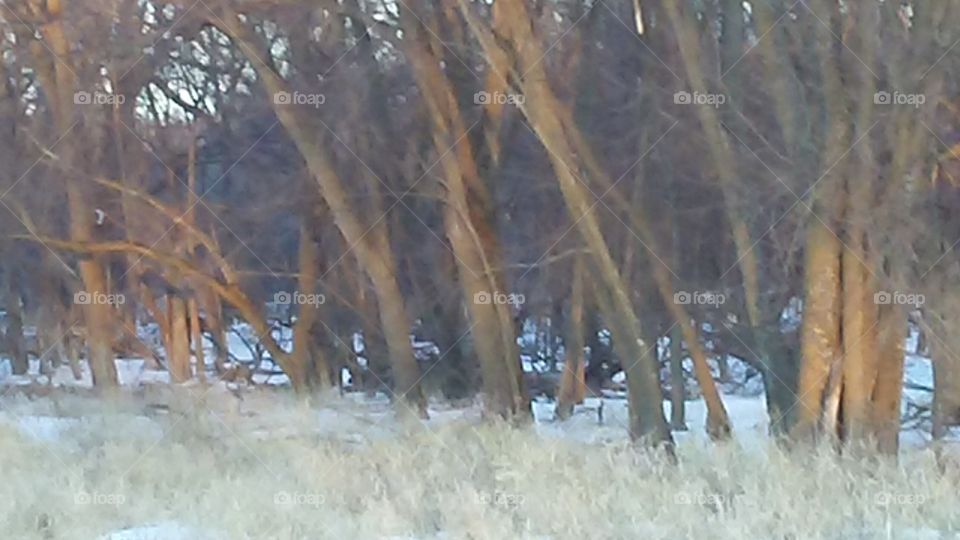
(840, 231), (878, 443)
(188, 298), (206, 384)
(35, 4), (118, 387)
(4, 270), (28, 375)
(653, 263), (731, 439)
(556, 255), (586, 420)
(794, 219), (843, 440)
(291, 218), (330, 391)
(167, 296), (192, 383)
(872, 304), (905, 454)
(669, 324), (687, 431)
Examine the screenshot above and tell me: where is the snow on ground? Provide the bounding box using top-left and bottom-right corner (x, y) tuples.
(1, 385), (959, 540)
(97, 522), (223, 540)
(1, 325), (959, 538)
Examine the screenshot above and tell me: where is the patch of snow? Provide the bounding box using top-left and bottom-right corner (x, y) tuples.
(97, 522), (223, 540)
(5, 414), (81, 442)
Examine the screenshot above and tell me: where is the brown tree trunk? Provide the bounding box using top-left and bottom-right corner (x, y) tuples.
(35, 5), (118, 387)
(291, 218), (331, 391)
(556, 255), (586, 420)
(167, 296), (191, 383)
(872, 304), (905, 454)
(203, 293), (229, 373)
(653, 264), (732, 439)
(840, 231), (878, 443)
(794, 219), (843, 440)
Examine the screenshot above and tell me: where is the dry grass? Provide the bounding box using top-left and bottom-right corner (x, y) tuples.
(0, 389), (958, 540)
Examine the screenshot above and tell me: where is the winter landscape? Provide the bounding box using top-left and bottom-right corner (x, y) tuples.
(1, 1), (960, 539)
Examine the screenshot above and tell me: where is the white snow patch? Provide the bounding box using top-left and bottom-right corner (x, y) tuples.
(98, 522), (223, 540)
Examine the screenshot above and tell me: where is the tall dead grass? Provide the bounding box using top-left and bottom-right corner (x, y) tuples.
(0, 391), (957, 540)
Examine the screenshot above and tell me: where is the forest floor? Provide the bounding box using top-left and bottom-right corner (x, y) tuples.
(1, 376), (959, 540)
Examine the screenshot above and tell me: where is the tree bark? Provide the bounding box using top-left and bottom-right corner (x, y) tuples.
(872, 304), (905, 454)
(794, 219), (843, 440)
(291, 217), (331, 391)
(167, 296), (191, 383)
(556, 255), (586, 420)
(35, 4), (118, 387)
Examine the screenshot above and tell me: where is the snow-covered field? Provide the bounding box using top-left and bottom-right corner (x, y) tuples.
(1, 381), (959, 540)
(0, 325), (955, 539)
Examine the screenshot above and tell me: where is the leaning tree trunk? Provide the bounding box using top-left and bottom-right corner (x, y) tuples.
(462, 0), (673, 448)
(215, 8), (426, 416)
(401, 12), (528, 418)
